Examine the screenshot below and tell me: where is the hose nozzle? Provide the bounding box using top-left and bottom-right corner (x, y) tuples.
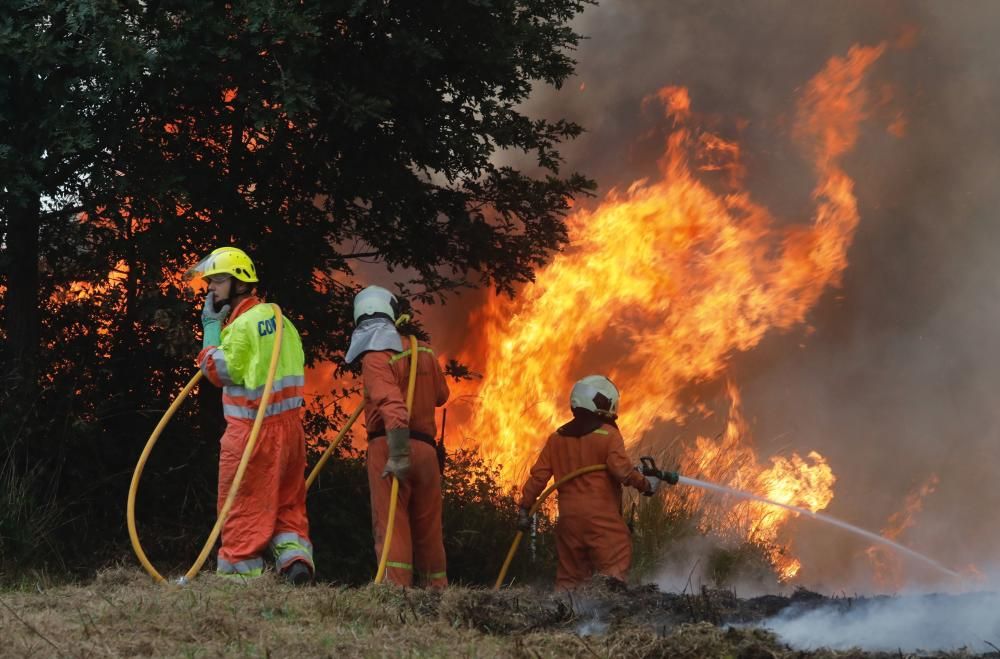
(640, 456), (680, 485)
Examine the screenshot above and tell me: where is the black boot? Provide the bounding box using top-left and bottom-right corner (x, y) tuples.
(283, 561), (313, 586)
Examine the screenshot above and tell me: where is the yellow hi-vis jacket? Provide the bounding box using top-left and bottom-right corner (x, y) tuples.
(198, 296), (306, 422)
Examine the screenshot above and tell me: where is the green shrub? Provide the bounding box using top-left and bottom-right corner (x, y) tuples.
(704, 540), (782, 590)
(627, 488), (702, 582)
(442, 447), (556, 587)
(0, 448), (63, 580)
(624, 443), (785, 590)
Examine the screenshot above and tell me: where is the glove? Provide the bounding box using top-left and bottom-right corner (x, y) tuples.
(662, 470), (680, 485)
(201, 291), (231, 348)
(517, 508), (532, 532)
(382, 427), (411, 481)
(643, 475), (661, 497)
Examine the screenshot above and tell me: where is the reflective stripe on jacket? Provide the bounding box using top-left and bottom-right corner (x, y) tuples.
(198, 296), (306, 422)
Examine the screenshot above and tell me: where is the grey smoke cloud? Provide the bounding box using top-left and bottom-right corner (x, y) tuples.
(763, 591), (1000, 652)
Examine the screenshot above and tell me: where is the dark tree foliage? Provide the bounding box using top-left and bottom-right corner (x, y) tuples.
(0, 0), (593, 579)
(0, 2), (147, 379)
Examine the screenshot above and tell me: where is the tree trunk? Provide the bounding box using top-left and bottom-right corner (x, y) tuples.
(3, 198), (41, 389)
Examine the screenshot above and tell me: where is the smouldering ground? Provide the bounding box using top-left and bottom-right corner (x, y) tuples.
(0, 568), (992, 658)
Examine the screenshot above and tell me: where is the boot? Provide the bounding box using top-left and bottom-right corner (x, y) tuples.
(283, 561), (313, 586)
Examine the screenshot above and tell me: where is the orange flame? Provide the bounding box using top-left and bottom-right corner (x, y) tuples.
(679, 382), (834, 580)
(455, 43), (889, 576)
(866, 473), (939, 589)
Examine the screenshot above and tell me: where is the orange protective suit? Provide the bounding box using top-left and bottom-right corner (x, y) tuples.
(198, 296), (313, 578)
(519, 415), (651, 590)
(362, 339), (450, 587)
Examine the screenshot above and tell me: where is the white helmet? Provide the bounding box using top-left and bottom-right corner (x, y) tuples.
(569, 375), (619, 419)
(353, 285), (399, 324)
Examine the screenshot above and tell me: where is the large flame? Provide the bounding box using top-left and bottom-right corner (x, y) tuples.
(457, 43), (890, 576)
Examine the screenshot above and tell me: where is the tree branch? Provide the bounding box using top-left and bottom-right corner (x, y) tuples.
(342, 251), (380, 260)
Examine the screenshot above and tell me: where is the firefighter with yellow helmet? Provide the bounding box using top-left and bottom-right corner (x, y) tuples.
(187, 247), (314, 584)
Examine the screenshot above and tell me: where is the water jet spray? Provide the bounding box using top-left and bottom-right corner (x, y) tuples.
(675, 474), (959, 579)
(638, 456), (957, 579)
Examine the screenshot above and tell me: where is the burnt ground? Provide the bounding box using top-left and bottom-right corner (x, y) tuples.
(438, 578), (1000, 657)
(0, 568), (996, 658)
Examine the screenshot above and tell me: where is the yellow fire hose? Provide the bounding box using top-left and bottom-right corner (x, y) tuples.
(304, 402), (364, 490)
(127, 304), (285, 585)
(493, 464), (608, 590)
(374, 334), (419, 584)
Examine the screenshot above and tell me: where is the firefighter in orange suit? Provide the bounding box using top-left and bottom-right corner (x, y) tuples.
(346, 285), (450, 587)
(188, 247), (314, 585)
(518, 375), (663, 590)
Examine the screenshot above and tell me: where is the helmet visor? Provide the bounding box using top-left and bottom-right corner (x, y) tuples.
(183, 253), (216, 281)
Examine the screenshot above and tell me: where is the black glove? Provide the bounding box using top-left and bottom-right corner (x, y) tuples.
(516, 508), (532, 532)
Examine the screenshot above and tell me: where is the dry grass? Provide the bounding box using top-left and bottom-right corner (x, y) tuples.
(0, 568), (991, 658)
(0, 568), (494, 658)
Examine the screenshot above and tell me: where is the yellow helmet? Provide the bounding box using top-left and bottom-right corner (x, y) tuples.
(186, 247), (258, 283)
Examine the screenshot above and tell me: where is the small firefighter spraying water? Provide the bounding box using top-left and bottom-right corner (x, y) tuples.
(510, 376), (680, 590)
(496, 375), (956, 590)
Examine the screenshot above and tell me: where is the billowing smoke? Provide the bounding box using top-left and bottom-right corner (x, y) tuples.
(763, 591), (1000, 652)
(425, 0), (1000, 590)
(652, 535), (783, 597)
